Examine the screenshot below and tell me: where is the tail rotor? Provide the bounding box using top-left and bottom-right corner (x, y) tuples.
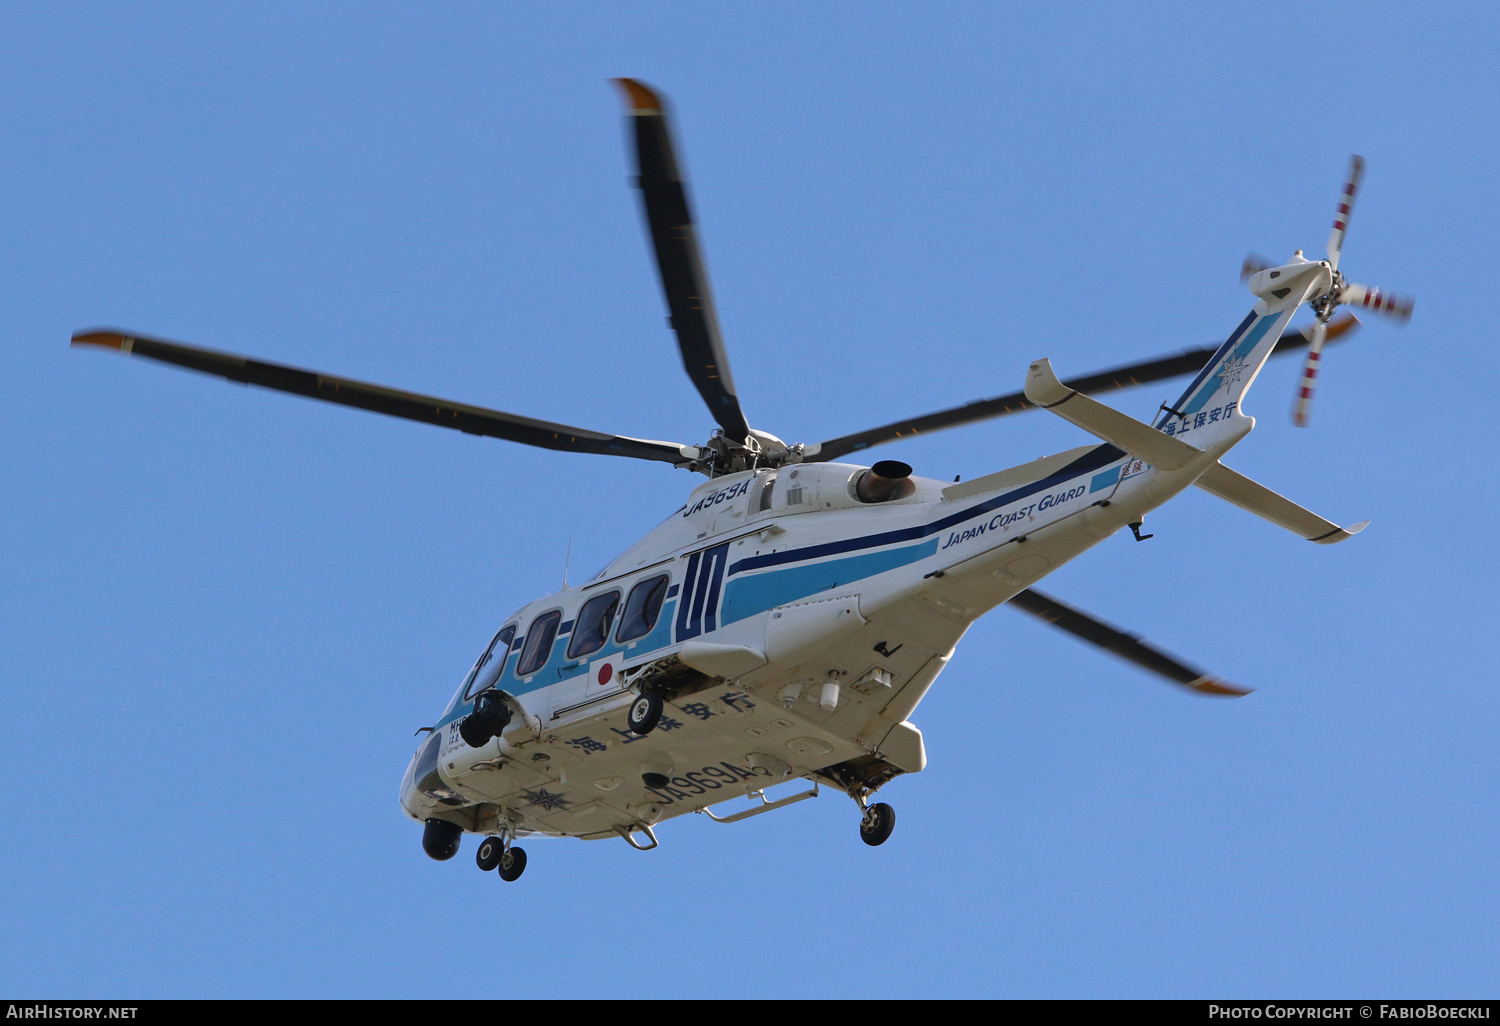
(1240, 253), (1273, 283)
(1286, 155), (1413, 427)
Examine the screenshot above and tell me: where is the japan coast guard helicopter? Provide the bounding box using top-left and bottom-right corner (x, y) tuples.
(73, 81), (1412, 882)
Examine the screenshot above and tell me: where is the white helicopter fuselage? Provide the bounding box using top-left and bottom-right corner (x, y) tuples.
(400, 258), (1358, 851)
(401, 438), (1201, 844)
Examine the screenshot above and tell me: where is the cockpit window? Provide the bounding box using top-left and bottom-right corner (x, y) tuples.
(616, 575), (669, 644)
(567, 591), (620, 660)
(462, 625), (515, 701)
(515, 610), (562, 678)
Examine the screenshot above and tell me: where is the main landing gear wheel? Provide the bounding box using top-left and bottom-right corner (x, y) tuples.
(859, 803), (896, 847)
(475, 836), (503, 872)
(627, 692), (663, 735)
(498, 846), (528, 882)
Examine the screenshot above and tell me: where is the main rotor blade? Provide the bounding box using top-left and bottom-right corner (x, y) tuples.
(1008, 588), (1250, 696)
(806, 315), (1359, 462)
(615, 78), (750, 444)
(72, 330), (699, 467)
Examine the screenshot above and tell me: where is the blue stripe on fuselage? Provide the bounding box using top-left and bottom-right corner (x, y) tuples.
(727, 443), (1123, 578)
(1089, 466), (1121, 492)
(720, 538), (940, 625)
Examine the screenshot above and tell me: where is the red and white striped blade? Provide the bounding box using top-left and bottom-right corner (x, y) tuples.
(1326, 154), (1365, 272)
(1339, 281), (1414, 322)
(1292, 318), (1329, 428)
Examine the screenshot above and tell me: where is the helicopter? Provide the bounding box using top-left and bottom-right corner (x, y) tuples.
(73, 80), (1411, 882)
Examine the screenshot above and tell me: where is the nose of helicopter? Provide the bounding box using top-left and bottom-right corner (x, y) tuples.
(398, 745), (422, 819)
(399, 729), (442, 820)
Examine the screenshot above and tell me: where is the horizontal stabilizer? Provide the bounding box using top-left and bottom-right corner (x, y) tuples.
(1024, 358), (1206, 470)
(1008, 588), (1249, 696)
(1195, 462), (1368, 544)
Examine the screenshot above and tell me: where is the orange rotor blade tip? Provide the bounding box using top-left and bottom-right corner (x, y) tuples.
(70, 330), (130, 350)
(612, 77), (662, 114)
(1192, 678), (1253, 697)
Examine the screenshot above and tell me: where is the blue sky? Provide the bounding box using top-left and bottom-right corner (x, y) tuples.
(3, 2), (1497, 998)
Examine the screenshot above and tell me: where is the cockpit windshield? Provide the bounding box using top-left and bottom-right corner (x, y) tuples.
(457, 624), (516, 705)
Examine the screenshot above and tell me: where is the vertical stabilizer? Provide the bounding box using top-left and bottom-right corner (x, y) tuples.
(1156, 257), (1329, 447)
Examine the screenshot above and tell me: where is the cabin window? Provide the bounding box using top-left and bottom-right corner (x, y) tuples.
(515, 610), (562, 677)
(567, 591), (620, 660)
(756, 471), (777, 513)
(616, 574), (669, 644)
(463, 624), (516, 700)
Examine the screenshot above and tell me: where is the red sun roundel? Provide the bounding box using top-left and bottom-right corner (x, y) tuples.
(597, 663), (613, 686)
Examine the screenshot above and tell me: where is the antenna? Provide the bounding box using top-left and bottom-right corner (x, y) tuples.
(562, 538), (572, 589)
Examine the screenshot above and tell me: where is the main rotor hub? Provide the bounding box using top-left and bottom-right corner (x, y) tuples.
(696, 427), (804, 476)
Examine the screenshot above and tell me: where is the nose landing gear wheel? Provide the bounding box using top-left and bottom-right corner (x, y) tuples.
(627, 692), (663, 735)
(498, 846), (528, 882)
(859, 802), (896, 846)
(475, 836), (503, 872)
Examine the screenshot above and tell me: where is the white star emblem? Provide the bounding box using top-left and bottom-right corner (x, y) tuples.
(1215, 356), (1247, 392)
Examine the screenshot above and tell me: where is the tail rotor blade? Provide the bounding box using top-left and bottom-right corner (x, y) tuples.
(1291, 318), (1328, 428)
(1338, 282), (1414, 322)
(1241, 253), (1273, 283)
(1326, 154), (1365, 272)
